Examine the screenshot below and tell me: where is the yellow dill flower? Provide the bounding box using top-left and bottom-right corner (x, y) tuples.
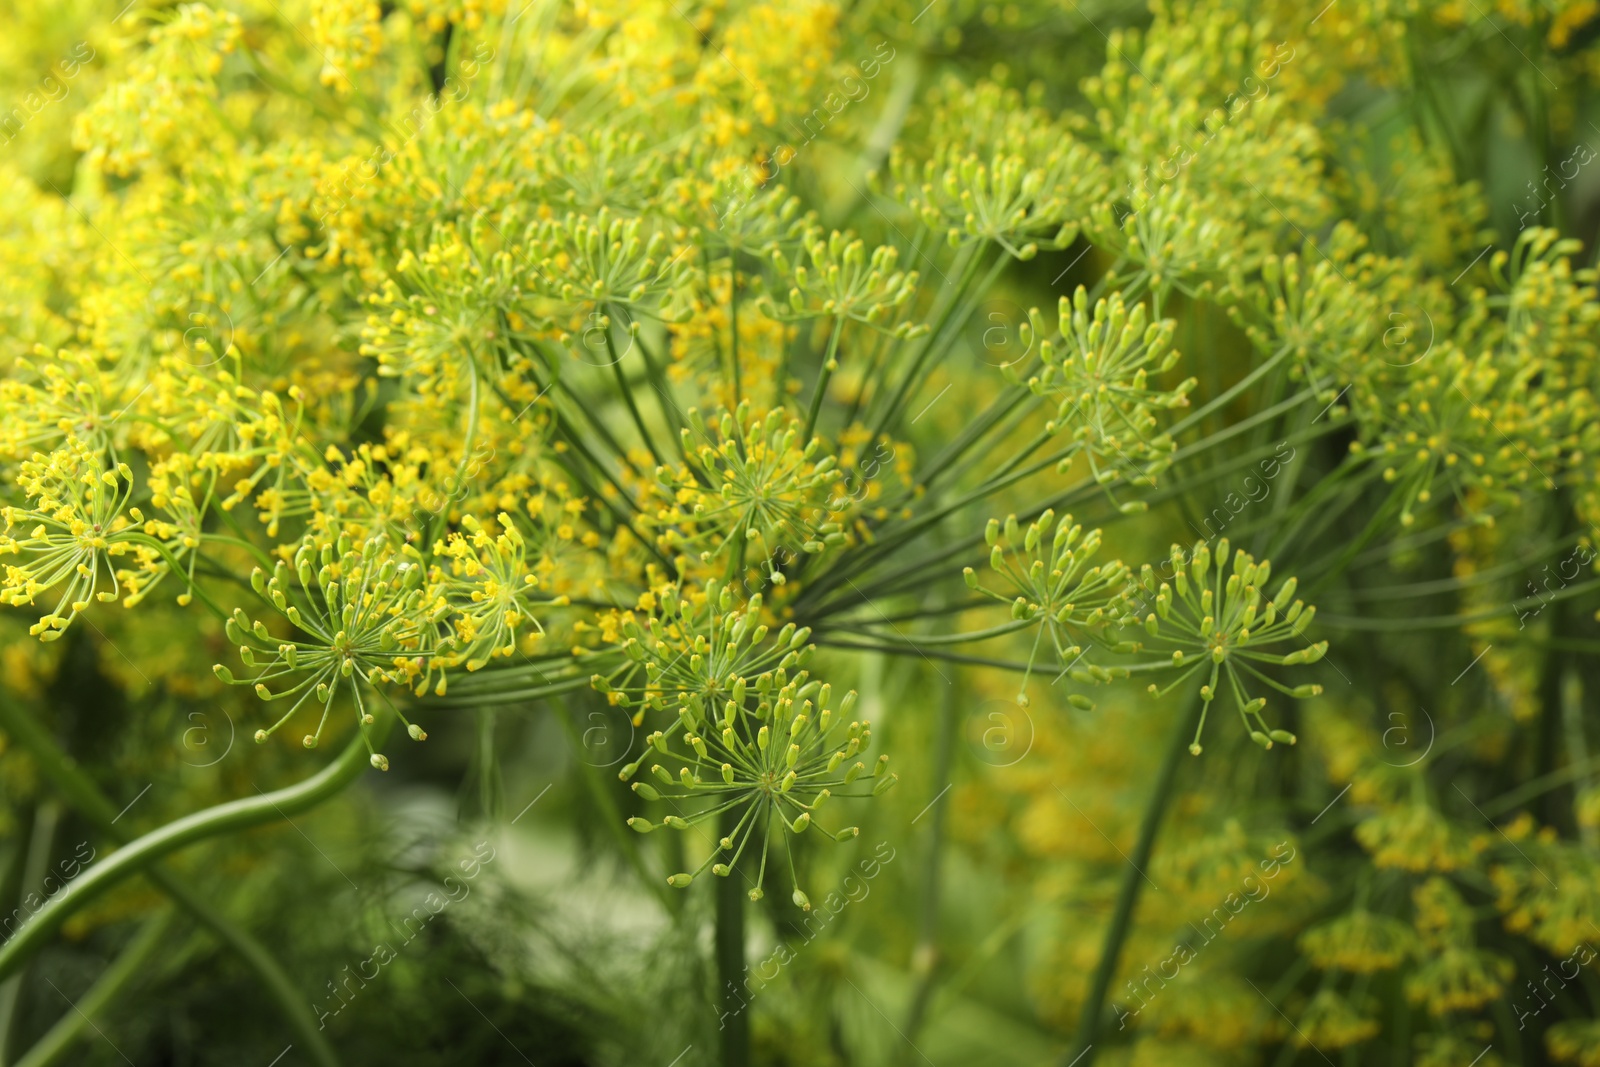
(1124, 539), (1324, 752)
(309, 0), (384, 90)
(72, 2), (242, 177)
(1294, 989), (1380, 1050)
(1405, 945), (1515, 1015)
(0, 438), (143, 640)
(432, 512), (569, 670)
(1548, 1021), (1600, 1067)
(1354, 803), (1476, 872)
(1299, 909), (1416, 972)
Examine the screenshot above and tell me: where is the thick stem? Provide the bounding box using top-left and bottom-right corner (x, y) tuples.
(715, 805), (750, 1067)
(1064, 685), (1203, 1066)
(0, 694), (347, 1066)
(0, 719), (383, 985)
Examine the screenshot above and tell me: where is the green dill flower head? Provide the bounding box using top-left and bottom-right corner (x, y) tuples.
(591, 579), (811, 730)
(600, 580), (891, 902)
(213, 533), (449, 766)
(646, 403), (849, 571)
(1353, 804), (1474, 873)
(527, 207), (695, 325)
(885, 77), (1097, 258)
(1404, 945), (1514, 1016)
(966, 509), (1131, 704)
(1088, 188), (1244, 301)
(1126, 538), (1323, 754)
(1299, 910), (1417, 973)
(626, 674), (887, 904)
(1027, 286), (1195, 485)
(359, 216), (544, 387)
(1294, 990), (1381, 1051)
(761, 230), (923, 334)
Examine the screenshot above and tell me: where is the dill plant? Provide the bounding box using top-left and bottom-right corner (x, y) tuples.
(0, 0), (1597, 1065)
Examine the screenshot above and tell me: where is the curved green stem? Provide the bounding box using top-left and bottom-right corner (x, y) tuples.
(0, 720), (382, 986)
(0, 694), (347, 1066)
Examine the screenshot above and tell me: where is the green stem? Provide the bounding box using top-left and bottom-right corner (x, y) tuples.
(0, 720), (383, 985)
(14, 907), (177, 1067)
(0, 695), (347, 1066)
(803, 318), (843, 442)
(730, 256), (742, 405)
(608, 331), (667, 467)
(902, 680), (957, 1053)
(1064, 684), (1203, 1066)
(715, 804), (749, 1067)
